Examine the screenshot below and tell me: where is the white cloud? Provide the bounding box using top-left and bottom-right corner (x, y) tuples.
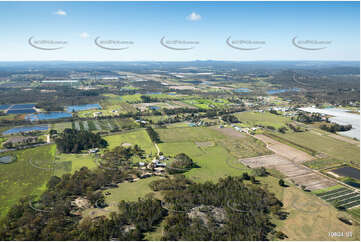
(186, 12), (201, 21)
(80, 32), (90, 39)
(54, 9), (67, 16)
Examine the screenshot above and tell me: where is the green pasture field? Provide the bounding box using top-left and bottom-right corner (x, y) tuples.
(183, 98), (230, 109)
(272, 131), (360, 164)
(104, 129), (157, 154)
(120, 94), (142, 103)
(0, 144), (56, 219)
(155, 127), (225, 143)
(52, 122), (72, 132)
(235, 111), (290, 129)
(54, 153), (97, 177)
(156, 126), (270, 182)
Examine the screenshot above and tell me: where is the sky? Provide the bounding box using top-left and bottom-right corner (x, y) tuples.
(0, 1), (359, 61)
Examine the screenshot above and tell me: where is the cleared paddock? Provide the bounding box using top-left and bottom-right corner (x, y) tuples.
(239, 154), (337, 191)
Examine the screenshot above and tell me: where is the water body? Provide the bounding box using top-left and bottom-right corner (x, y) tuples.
(267, 88), (300, 94)
(233, 88), (251, 93)
(0, 155), (16, 164)
(11, 103), (36, 109)
(149, 106), (160, 110)
(147, 92), (162, 95)
(331, 166), (360, 180)
(26, 112), (72, 121)
(66, 104), (102, 112)
(299, 107), (360, 140)
(0, 104), (11, 110)
(7, 109), (36, 114)
(3, 125), (48, 135)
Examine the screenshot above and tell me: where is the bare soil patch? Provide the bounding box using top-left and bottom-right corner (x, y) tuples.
(255, 134), (314, 163)
(239, 154), (337, 190)
(211, 127), (246, 139)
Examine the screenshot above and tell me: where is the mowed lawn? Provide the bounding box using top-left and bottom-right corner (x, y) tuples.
(275, 131), (360, 163)
(104, 129), (157, 154)
(0, 145), (56, 219)
(235, 111), (290, 129)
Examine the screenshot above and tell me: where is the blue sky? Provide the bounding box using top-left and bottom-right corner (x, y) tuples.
(0, 1), (359, 61)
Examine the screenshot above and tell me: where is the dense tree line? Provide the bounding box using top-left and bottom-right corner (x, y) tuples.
(221, 114), (240, 123)
(55, 128), (108, 153)
(166, 153), (195, 174)
(295, 112), (322, 124)
(146, 127), (161, 143)
(320, 123), (352, 133)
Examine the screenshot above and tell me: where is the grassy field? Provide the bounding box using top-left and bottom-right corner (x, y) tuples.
(348, 207), (360, 221)
(0, 145), (56, 219)
(82, 176), (163, 217)
(104, 129), (157, 154)
(251, 175), (360, 241)
(156, 126), (270, 182)
(183, 98), (229, 109)
(235, 111), (291, 129)
(54, 153), (97, 176)
(272, 131), (360, 164)
(156, 127), (226, 143)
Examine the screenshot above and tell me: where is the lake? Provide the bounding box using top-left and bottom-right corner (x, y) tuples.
(11, 103), (36, 109)
(0, 104), (11, 110)
(267, 88), (300, 94)
(7, 109), (36, 114)
(3, 125), (48, 135)
(331, 166), (360, 180)
(233, 88), (251, 93)
(26, 112), (72, 121)
(66, 104), (102, 112)
(299, 107), (360, 140)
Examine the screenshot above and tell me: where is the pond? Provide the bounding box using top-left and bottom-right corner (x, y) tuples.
(3, 125), (49, 135)
(11, 103), (36, 109)
(267, 88), (300, 94)
(149, 106), (160, 110)
(26, 112), (72, 121)
(331, 166), (360, 180)
(66, 104), (102, 112)
(0, 155), (16, 164)
(7, 109), (36, 114)
(233, 88), (251, 93)
(0, 104), (11, 110)
(299, 107), (360, 140)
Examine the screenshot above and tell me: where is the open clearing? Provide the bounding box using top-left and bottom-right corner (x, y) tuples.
(238, 154), (337, 190)
(269, 131), (360, 164)
(156, 126), (271, 182)
(255, 134), (314, 163)
(0, 145), (55, 219)
(235, 111), (291, 129)
(54, 153), (97, 176)
(104, 129), (157, 154)
(255, 175), (359, 241)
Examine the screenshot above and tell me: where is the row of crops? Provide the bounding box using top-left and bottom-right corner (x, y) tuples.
(317, 187), (360, 209)
(71, 118), (137, 132)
